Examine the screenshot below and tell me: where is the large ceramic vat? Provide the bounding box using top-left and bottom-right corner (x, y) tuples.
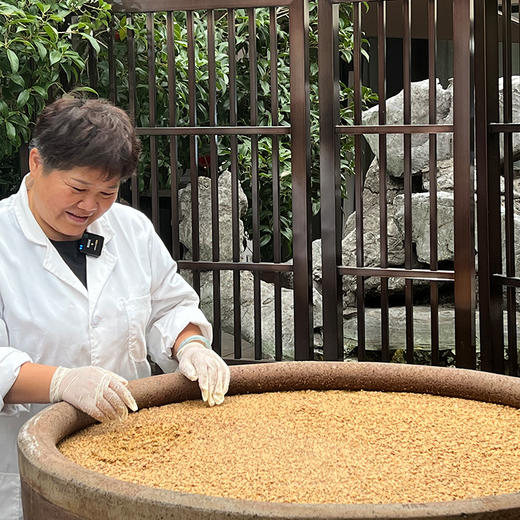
(18, 361), (520, 519)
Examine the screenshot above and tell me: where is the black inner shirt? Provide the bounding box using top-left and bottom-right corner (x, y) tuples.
(50, 239), (87, 288)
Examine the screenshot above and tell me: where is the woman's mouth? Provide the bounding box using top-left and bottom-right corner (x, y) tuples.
(66, 211), (91, 224)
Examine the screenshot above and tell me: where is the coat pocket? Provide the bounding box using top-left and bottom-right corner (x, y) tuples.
(125, 295), (152, 363)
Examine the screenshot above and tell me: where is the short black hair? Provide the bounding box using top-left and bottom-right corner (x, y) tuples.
(30, 96), (141, 181)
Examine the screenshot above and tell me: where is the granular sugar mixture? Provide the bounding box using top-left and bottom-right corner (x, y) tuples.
(59, 390), (520, 504)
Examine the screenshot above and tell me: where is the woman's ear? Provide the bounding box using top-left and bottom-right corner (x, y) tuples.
(28, 148), (45, 177)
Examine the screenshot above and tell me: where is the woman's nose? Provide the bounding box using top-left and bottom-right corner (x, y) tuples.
(76, 195), (97, 213)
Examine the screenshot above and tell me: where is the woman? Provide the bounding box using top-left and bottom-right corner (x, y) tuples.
(0, 96), (230, 519)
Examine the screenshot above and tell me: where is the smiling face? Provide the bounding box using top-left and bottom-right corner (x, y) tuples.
(27, 148), (120, 241)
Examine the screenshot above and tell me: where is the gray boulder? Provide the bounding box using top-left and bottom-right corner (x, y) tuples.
(343, 306), (458, 352)
(199, 270), (322, 360)
(393, 191), (455, 264)
(498, 76), (520, 161)
(179, 171), (248, 262)
(179, 171), (323, 359)
(362, 78), (453, 178)
(420, 158), (454, 192)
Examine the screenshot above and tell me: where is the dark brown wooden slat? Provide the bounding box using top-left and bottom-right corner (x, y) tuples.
(353, 1), (365, 361)
(289, 0), (313, 360)
(502, 0), (518, 375)
(166, 11), (180, 261)
(378, 0), (389, 362)
(336, 124), (453, 134)
(146, 13), (159, 231)
(112, 0), (291, 12)
(108, 15), (117, 103)
(333, 0), (402, 3)
(207, 9), (222, 356)
(270, 6), (283, 361)
(227, 9), (242, 359)
(179, 260), (293, 272)
(489, 122), (520, 132)
(186, 11), (201, 294)
(319, 0), (343, 361)
(402, 0), (414, 364)
(453, 0), (476, 369)
(127, 14), (139, 209)
(135, 126), (291, 135)
(494, 275), (520, 288)
(428, 0), (439, 366)
(248, 7), (262, 360)
(474, 0), (504, 373)
(338, 266), (455, 281)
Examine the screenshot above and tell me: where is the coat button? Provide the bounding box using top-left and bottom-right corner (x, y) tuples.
(91, 316), (101, 327)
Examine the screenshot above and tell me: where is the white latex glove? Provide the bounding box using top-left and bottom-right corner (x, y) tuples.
(176, 342), (230, 406)
(49, 366), (138, 422)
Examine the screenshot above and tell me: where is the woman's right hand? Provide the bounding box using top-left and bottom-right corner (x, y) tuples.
(49, 366), (138, 422)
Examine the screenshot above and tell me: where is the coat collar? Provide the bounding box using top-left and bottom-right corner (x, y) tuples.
(13, 174), (118, 300)
(14, 174), (48, 247)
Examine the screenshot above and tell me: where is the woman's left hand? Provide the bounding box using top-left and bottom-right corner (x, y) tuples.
(176, 342), (230, 406)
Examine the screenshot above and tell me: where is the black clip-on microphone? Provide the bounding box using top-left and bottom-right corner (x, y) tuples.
(78, 232), (104, 257)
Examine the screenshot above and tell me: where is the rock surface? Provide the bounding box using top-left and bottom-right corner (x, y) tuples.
(178, 77), (520, 358)
(362, 78), (453, 178)
(179, 171), (322, 359)
(179, 171), (248, 262)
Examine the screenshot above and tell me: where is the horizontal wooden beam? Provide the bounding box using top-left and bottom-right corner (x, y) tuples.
(111, 0), (291, 12)
(135, 126), (291, 136)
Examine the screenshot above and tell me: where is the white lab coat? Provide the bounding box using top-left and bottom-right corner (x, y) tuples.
(0, 176), (211, 519)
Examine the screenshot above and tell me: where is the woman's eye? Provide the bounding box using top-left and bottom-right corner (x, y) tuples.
(72, 186), (85, 192)
(101, 192), (116, 198)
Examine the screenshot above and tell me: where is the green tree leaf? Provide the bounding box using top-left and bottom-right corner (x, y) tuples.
(34, 41), (48, 60)
(49, 50), (61, 65)
(81, 33), (101, 54)
(6, 49), (19, 73)
(43, 23), (58, 43)
(0, 3), (25, 16)
(9, 74), (25, 87)
(32, 86), (48, 98)
(16, 90), (30, 108)
(36, 3), (50, 15)
(5, 121), (16, 141)
(70, 86), (98, 95)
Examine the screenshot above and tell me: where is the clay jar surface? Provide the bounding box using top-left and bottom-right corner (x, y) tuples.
(18, 361), (520, 519)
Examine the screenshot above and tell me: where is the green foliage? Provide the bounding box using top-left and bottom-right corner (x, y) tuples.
(0, 0), (110, 162)
(0, 153), (22, 198)
(1, 1), (376, 262)
(101, 3), (376, 260)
